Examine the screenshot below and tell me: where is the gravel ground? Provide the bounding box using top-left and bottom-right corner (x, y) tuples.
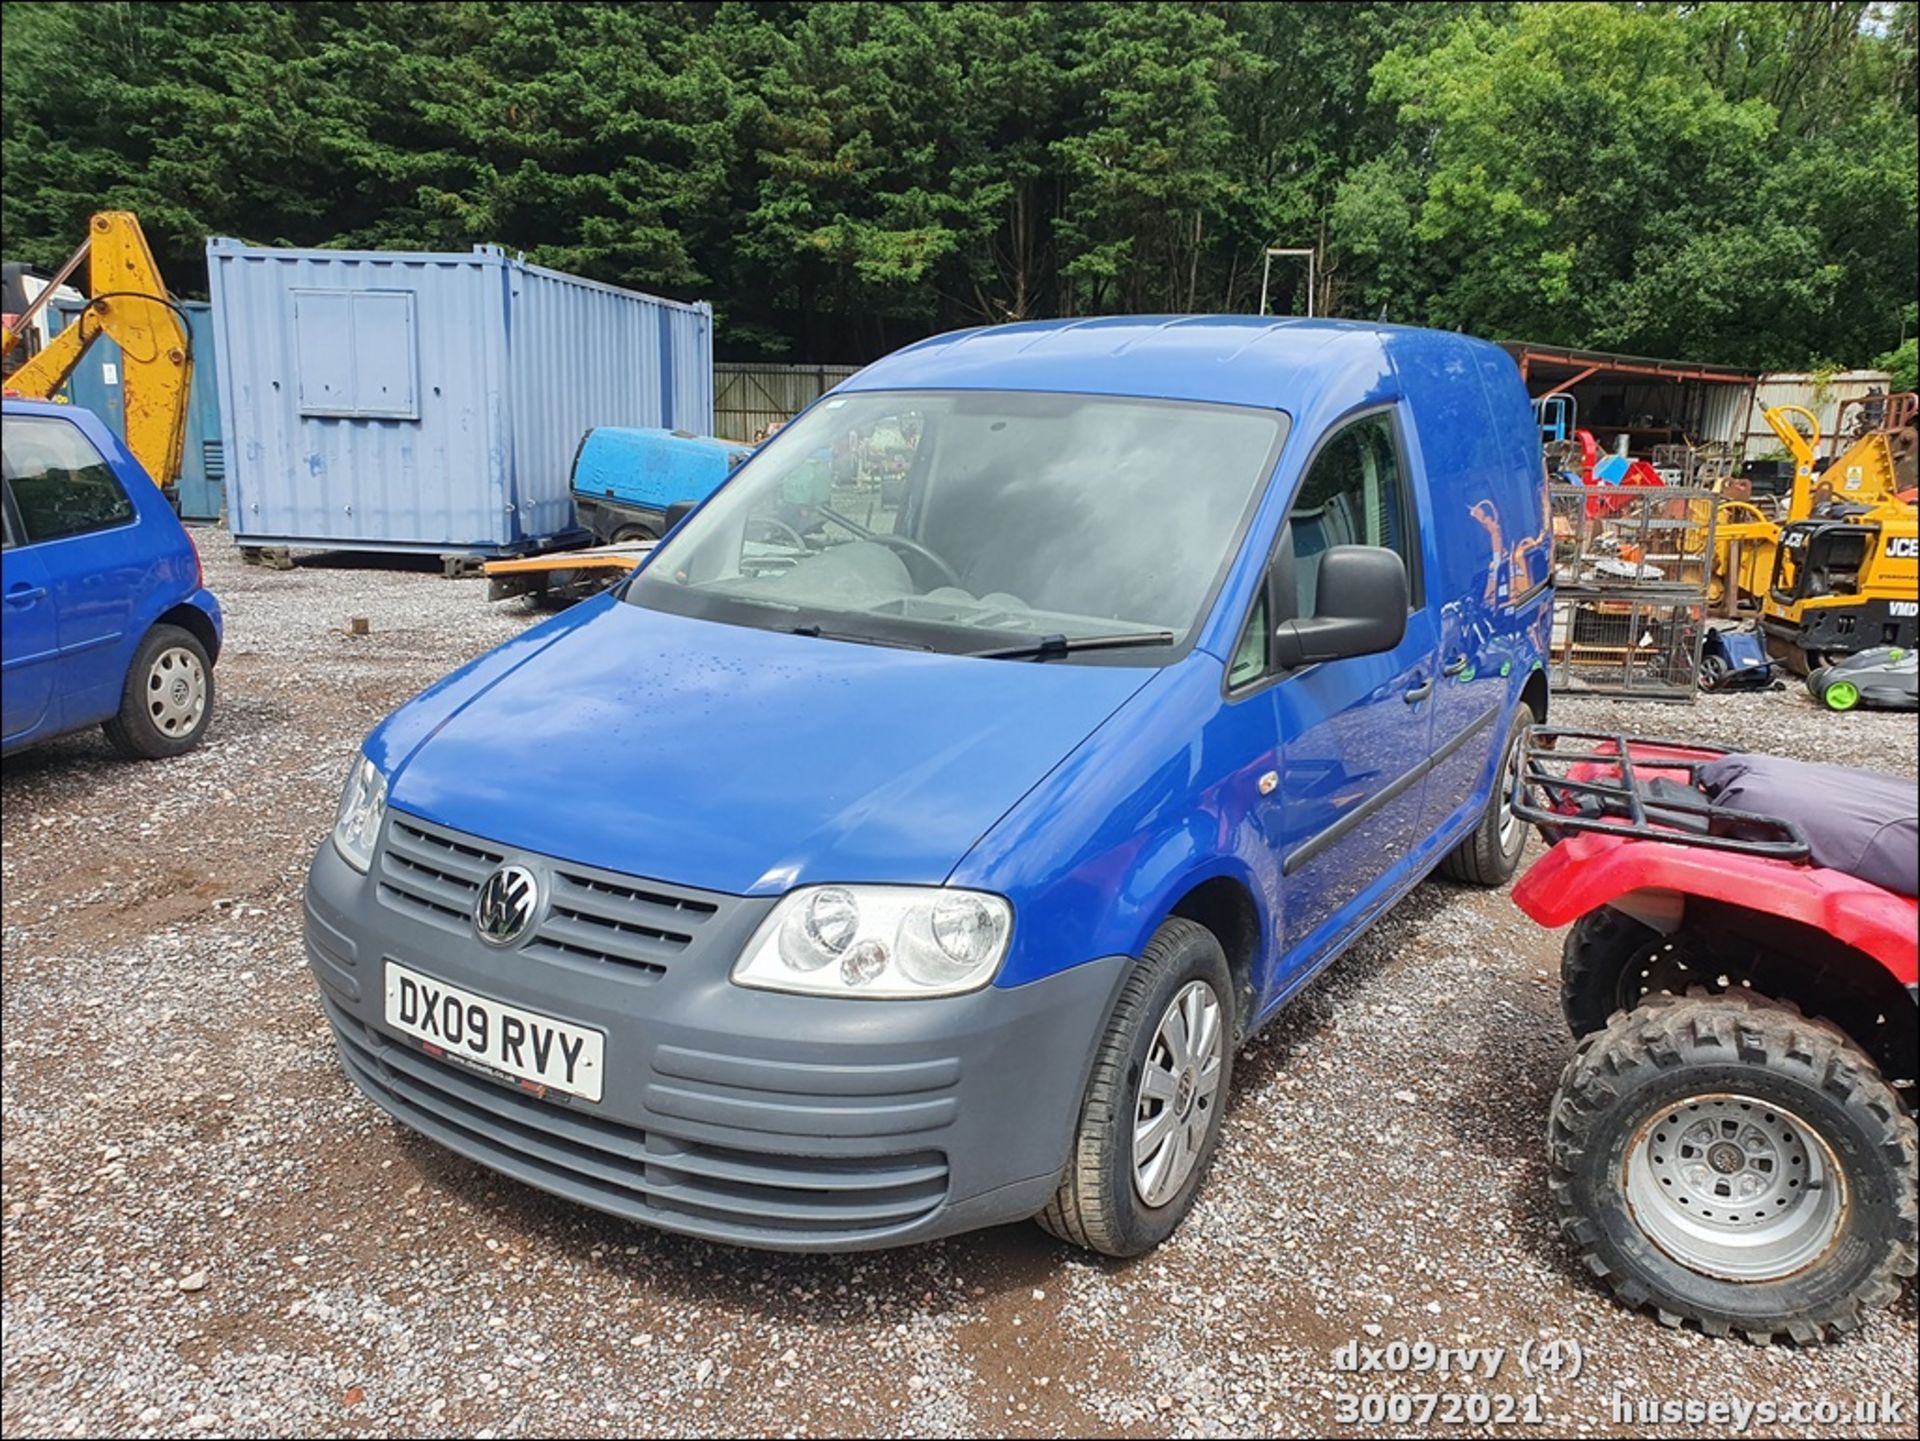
(3, 537), (1915, 1439)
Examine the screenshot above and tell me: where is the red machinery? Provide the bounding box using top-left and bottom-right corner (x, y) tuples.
(1510, 728), (1916, 1344)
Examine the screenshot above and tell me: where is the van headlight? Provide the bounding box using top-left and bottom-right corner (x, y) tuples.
(332, 753), (388, 874)
(733, 886), (1012, 998)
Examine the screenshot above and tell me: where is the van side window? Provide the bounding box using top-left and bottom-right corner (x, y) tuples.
(2, 416), (135, 544)
(1281, 412), (1415, 618)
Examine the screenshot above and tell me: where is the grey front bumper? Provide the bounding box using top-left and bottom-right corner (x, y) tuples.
(305, 823), (1131, 1251)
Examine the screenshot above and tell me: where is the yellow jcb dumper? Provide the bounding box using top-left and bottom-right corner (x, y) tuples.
(1, 212), (192, 497)
(1711, 396), (1918, 673)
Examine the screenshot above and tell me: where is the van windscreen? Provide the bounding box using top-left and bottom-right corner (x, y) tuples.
(627, 390), (1288, 660)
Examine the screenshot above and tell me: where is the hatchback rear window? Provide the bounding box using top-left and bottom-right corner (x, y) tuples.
(1, 414), (135, 543)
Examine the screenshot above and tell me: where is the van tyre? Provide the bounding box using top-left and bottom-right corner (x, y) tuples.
(1037, 917), (1235, 1257)
(104, 625), (214, 760)
(1548, 991), (1919, 1344)
(1438, 706), (1531, 886)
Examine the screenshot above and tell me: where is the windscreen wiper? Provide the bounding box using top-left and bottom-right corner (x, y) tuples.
(968, 630), (1177, 661)
(787, 623), (932, 651)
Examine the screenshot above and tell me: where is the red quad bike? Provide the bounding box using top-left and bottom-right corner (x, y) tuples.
(1510, 728), (1919, 1343)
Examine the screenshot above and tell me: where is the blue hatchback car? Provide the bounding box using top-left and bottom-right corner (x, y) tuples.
(307, 318), (1552, 1254)
(2, 399), (222, 759)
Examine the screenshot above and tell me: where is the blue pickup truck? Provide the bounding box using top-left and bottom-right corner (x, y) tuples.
(307, 317), (1552, 1255)
(3, 398), (222, 759)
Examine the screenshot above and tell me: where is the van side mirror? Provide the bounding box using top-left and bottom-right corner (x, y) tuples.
(1272, 545), (1408, 669)
(663, 500), (697, 535)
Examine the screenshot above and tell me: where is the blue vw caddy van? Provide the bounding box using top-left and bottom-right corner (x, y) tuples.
(307, 318), (1551, 1255)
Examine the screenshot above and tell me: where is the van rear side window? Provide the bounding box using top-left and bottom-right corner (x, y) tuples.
(1, 415), (134, 543)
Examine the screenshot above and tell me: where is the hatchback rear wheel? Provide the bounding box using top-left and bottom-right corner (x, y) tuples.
(104, 624), (214, 759)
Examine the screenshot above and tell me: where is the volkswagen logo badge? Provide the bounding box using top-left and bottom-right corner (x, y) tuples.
(474, 864), (539, 947)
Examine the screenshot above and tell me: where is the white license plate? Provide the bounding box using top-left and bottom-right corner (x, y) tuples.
(383, 962), (605, 1102)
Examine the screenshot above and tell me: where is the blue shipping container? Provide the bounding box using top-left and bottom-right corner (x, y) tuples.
(205, 240), (714, 554)
(49, 298), (227, 521)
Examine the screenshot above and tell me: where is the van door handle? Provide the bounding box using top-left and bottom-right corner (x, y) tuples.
(5, 584), (47, 607)
(1404, 676), (1434, 704)
(1442, 655), (1469, 677)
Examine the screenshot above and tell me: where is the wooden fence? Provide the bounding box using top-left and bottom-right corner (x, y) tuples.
(714, 362), (861, 441)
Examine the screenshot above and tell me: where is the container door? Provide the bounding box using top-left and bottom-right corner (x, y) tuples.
(178, 305), (224, 521)
(49, 305), (129, 432)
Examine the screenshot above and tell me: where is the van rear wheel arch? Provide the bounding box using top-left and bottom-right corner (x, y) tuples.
(1438, 704), (1532, 887)
(1520, 669), (1547, 723)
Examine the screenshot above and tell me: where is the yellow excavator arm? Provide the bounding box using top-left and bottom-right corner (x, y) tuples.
(1, 212), (191, 492)
(1760, 403), (1820, 515)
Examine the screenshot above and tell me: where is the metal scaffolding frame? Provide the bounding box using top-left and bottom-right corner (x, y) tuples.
(1547, 483), (1719, 702)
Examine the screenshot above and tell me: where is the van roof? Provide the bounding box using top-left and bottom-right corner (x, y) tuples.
(0, 397), (77, 418)
(838, 316), (1501, 411)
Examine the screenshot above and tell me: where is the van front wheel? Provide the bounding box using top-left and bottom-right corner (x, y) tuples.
(1036, 917), (1235, 1257)
(1439, 706), (1531, 886)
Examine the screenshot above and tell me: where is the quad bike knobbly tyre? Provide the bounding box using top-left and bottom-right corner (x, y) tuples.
(1549, 990), (1918, 1343)
(1558, 907), (1729, 1037)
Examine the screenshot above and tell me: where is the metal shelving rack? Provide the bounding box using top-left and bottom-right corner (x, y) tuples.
(1548, 484), (1718, 701)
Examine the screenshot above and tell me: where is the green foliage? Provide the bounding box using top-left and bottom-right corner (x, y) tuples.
(1348, 2), (1916, 367)
(1877, 337), (1918, 394)
(3, 1), (1913, 366)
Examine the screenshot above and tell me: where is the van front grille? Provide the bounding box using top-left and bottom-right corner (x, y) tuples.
(374, 812), (723, 979)
(377, 817), (502, 932)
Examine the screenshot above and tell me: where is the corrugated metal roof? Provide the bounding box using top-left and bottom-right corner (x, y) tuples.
(1498, 340), (1756, 384)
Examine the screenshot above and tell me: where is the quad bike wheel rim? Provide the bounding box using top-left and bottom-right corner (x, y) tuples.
(1823, 680), (1860, 711)
(1133, 980), (1224, 1209)
(1625, 1094), (1845, 1283)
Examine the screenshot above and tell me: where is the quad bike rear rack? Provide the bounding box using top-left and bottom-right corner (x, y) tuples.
(1510, 726), (1811, 861)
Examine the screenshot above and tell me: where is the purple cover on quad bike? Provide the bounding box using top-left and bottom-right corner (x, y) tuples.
(1701, 754), (1919, 898)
